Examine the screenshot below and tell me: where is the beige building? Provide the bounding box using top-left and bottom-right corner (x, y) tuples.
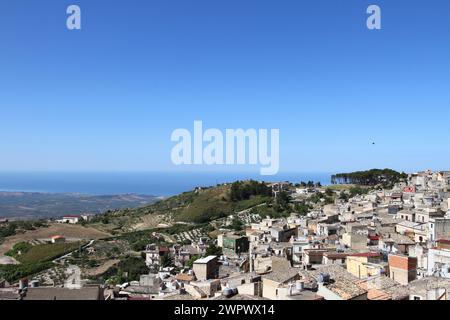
(193, 256), (219, 281)
(429, 218), (450, 242)
(342, 232), (368, 250)
(261, 257), (300, 300)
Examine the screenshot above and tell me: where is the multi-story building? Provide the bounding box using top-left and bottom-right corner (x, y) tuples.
(388, 254), (417, 285)
(428, 218), (450, 242)
(218, 233), (249, 253)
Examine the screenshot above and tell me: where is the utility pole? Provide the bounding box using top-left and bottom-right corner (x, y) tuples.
(249, 243), (254, 273)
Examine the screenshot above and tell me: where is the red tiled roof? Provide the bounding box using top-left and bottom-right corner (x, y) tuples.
(63, 215), (81, 218)
(350, 252), (380, 258)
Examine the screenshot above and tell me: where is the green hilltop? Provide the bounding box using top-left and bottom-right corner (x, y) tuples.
(88, 180), (275, 232)
(88, 169), (406, 233)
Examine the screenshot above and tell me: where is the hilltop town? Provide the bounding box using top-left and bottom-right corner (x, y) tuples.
(1, 169), (450, 300)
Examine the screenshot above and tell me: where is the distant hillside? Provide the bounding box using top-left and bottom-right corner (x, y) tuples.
(91, 181), (274, 229)
(0, 192), (159, 220)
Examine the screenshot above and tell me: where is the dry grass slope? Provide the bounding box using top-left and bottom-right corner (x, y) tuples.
(17, 242), (83, 264)
(0, 223), (110, 256)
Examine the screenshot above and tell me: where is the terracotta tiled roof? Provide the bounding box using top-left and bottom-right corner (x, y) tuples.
(175, 274), (196, 282)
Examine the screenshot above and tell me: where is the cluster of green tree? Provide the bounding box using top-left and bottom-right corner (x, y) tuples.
(184, 245), (222, 269)
(230, 218), (244, 231)
(0, 262), (54, 283)
(191, 207), (228, 224)
(205, 244), (223, 257)
(116, 224), (212, 251)
(100, 256), (149, 285)
(68, 250), (100, 269)
(294, 181), (322, 188)
(0, 224), (16, 239)
(89, 209), (119, 225)
(272, 191), (291, 213)
(246, 192), (294, 219)
(222, 217), (244, 232)
(249, 192), (294, 218)
(308, 192), (334, 205)
(249, 205), (276, 218)
(199, 224), (215, 234)
(331, 169), (407, 187)
(105, 246), (121, 259)
(339, 192), (350, 202)
(230, 180), (272, 202)
(185, 255), (199, 269)
(147, 191), (197, 213)
(232, 195), (268, 212)
(160, 254), (174, 268)
(117, 230), (168, 252)
(5, 242), (33, 258)
(293, 201), (312, 216)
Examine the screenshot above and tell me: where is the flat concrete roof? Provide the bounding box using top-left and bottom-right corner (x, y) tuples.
(194, 255), (217, 264)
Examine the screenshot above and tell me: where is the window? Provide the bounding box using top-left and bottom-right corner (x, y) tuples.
(413, 296), (421, 300)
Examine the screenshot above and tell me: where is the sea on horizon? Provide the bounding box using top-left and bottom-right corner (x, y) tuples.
(0, 172), (332, 197)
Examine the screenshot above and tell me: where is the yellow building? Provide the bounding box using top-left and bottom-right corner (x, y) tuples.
(346, 253), (385, 279)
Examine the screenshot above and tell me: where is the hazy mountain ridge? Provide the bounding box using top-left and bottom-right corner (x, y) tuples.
(0, 192), (160, 220)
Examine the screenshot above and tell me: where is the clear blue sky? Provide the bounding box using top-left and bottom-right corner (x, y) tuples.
(0, 0), (449, 174)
